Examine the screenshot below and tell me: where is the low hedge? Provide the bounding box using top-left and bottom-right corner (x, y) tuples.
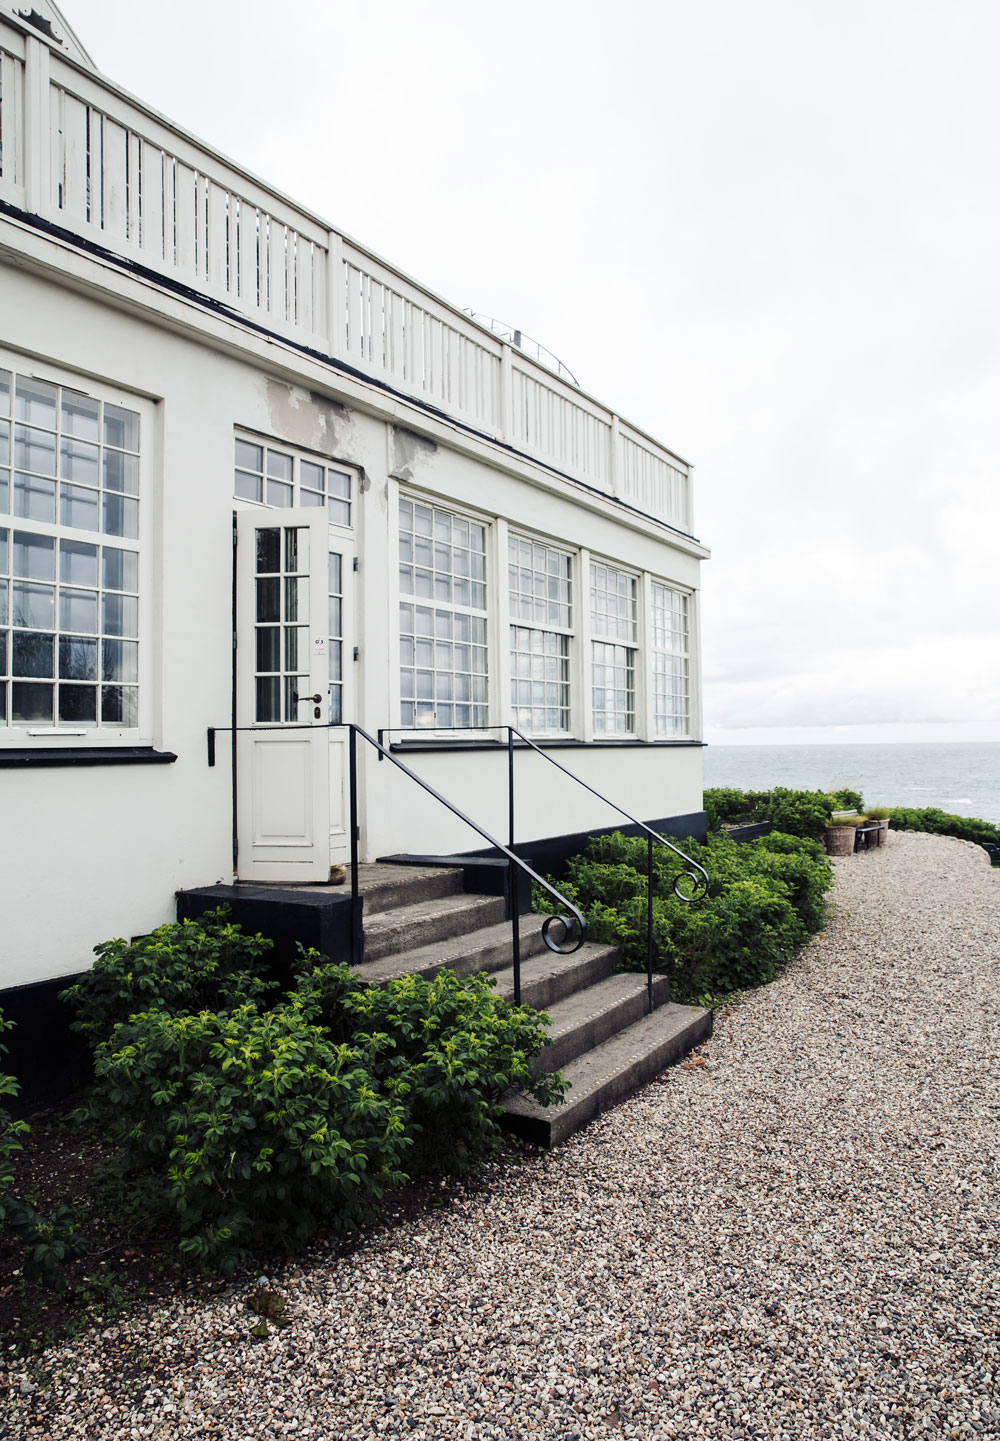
(537, 829), (832, 1005)
(887, 806), (1000, 847)
(704, 786), (864, 840)
(66, 912), (563, 1271)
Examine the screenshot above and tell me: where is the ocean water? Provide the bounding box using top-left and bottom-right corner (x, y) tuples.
(701, 742), (1000, 825)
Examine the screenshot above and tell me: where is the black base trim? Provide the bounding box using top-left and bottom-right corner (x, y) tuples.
(0, 974), (92, 1112)
(0, 747), (177, 768)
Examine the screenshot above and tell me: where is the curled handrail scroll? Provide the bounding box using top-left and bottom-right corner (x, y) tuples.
(507, 726), (710, 904)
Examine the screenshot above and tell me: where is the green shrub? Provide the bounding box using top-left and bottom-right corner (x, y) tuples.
(703, 786), (843, 841)
(0, 1012), (86, 1290)
(887, 807), (1000, 847)
(63, 908), (277, 1045)
(85, 998), (410, 1270)
(0, 1013), (28, 1223)
(74, 925), (564, 1271)
(536, 829), (832, 1004)
(831, 788), (865, 811)
(297, 963), (564, 1173)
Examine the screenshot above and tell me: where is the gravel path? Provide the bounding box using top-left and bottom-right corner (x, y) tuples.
(6, 829), (1000, 1439)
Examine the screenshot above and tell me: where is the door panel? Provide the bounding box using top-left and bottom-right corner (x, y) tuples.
(236, 508), (332, 881)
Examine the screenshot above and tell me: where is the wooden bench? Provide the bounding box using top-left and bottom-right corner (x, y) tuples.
(854, 823), (885, 852)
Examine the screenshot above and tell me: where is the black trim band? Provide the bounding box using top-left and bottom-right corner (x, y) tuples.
(389, 738), (706, 754)
(0, 746), (177, 768)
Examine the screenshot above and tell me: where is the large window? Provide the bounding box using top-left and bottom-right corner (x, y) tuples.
(0, 366), (142, 732)
(590, 560), (637, 734)
(508, 534), (571, 733)
(651, 582), (690, 736)
(398, 498), (487, 729)
(235, 437), (352, 525)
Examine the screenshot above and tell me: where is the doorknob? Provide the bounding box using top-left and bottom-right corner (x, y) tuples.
(293, 692), (323, 704)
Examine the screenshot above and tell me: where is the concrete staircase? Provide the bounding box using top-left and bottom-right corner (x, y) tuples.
(353, 863), (713, 1147)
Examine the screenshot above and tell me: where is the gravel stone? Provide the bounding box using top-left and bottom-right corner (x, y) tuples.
(4, 830), (999, 1438)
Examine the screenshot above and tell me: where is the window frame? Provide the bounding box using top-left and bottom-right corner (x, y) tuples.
(649, 579), (692, 739)
(506, 530), (574, 738)
(233, 431), (356, 529)
(0, 352), (152, 749)
(396, 490), (491, 735)
(589, 557), (638, 736)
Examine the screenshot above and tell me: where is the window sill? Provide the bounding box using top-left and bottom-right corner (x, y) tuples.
(389, 737), (705, 753)
(0, 746), (178, 768)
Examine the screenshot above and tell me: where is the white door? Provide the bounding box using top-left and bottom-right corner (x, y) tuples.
(235, 508), (335, 881)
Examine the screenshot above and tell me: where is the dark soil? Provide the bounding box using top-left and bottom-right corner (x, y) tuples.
(1, 1100), (541, 1362)
(0, 1103), (205, 1359)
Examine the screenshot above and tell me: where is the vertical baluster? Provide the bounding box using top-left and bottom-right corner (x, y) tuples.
(647, 834), (655, 1014)
(508, 727), (520, 1006)
(349, 725), (360, 966)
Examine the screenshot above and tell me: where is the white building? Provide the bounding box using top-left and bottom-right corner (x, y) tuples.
(0, 1), (709, 999)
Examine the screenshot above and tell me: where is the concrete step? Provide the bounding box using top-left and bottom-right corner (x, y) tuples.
(356, 913), (548, 986)
(502, 1002), (714, 1147)
(361, 891), (507, 962)
(356, 863), (465, 916)
(490, 943), (619, 1011)
(534, 972), (672, 1074)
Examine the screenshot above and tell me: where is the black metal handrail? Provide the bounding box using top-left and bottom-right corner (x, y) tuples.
(207, 720), (585, 1005)
(376, 724), (710, 1013)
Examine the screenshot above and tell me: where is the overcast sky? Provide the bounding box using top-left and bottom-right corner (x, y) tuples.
(66, 0), (1000, 746)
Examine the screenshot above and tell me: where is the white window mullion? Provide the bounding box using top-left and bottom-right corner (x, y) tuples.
(507, 531), (573, 737)
(639, 571), (654, 741)
(493, 516), (511, 733)
(578, 546), (593, 743)
(397, 495), (489, 732)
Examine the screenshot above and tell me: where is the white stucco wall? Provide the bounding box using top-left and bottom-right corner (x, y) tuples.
(0, 242), (705, 990)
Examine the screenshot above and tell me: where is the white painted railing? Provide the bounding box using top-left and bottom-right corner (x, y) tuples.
(0, 31), (25, 207)
(0, 18), (694, 535)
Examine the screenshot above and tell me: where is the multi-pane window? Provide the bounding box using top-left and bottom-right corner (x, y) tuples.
(328, 552), (344, 724)
(398, 498), (487, 728)
(235, 438), (351, 525)
(651, 582), (690, 736)
(590, 561), (637, 734)
(0, 366), (141, 731)
(508, 535), (571, 733)
(252, 524), (312, 724)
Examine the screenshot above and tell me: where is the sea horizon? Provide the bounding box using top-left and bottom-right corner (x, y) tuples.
(701, 739), (1000, 825)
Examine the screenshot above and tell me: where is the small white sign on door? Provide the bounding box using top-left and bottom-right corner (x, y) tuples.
(313, 636), (328, 657)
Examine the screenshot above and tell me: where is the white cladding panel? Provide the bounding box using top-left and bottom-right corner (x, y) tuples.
(363, 744), (704, 861)
(0, 260), (703, 989)
(0, 14), (693, 531)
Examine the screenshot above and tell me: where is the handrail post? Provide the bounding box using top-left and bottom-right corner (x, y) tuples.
(349, 724), (360, 966)
(508, 726), (520, 1006)
(647, 834), (655, 1014)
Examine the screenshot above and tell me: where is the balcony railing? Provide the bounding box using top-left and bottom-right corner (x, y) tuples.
(0, 17), (695, 536)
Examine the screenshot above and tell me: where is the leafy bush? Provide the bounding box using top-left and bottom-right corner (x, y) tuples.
(296, 962), (564, 1173)
(85, 998), (410, 1270)
(63, 909), (277, 1045)
(704, 786), (846, 840)
(68, 915), (563, 1271)
(887, 807), (1000, 847)
(0, 1013), (28, 1222)
(0, 1011), (87, 1290)
(537, 830), (832, 1004)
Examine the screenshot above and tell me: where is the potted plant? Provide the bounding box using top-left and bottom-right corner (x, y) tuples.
(865, 806), (892, 845)
(824, 815), (860, 856)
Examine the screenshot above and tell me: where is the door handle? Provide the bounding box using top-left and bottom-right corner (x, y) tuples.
(293, 692), (323, 705)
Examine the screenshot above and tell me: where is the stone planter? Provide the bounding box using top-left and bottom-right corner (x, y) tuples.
(824, 825), (857, 857)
